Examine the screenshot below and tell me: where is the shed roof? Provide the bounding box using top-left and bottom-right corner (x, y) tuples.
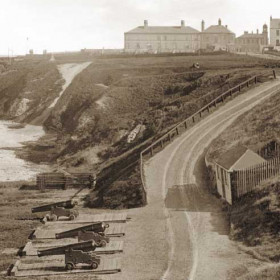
(125, 26), (200, 34)
(203, 25), (234, 34)
(216, 146), (266, 171)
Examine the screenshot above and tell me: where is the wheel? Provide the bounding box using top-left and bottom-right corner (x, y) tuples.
(105, 223), (109, 228)
(69, 214), (75, 220)
(45, 214), (50, 221)
(91, 261), (98, 270)
(66, 262), (74, 270)
(100, 239), (107, 247)
(50, 214), (57, 221)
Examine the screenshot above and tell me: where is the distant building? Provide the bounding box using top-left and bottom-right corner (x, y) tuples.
(270, 16), (280, 48)
(235, 24), (268, 53)
(124, 20), (200, 53)
(200, 19), (235, 51)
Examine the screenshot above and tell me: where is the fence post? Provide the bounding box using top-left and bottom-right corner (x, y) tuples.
(247, 81), (249, 87)
(184, 121), (187, 129)
(199, 111), (202, 118)
(176, 127), (179, 135)
(192, 116), (195, 123)
(273, 70), (276, 79)
(168, 134), (171, 142)
(255, 76), (257, 84)
(239, 85), (241, 92)
(160, 140), (163, 148)
(229, 90), (232, 97)
(150, 146), (153, 156)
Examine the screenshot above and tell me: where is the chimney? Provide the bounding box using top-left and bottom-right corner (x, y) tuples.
(181, 20), (185, 28)
(218, 18), (221, 26)
(225, 25), (228, 29)
(201, 20), (205, 32)
(144, 20), (148, 28)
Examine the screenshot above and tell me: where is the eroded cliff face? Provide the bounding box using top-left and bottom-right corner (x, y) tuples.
(0, 60), (63, 124)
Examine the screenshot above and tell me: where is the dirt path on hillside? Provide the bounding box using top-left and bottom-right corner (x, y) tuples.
(143, 79), (280, 280)
(49, 62), (92, 108)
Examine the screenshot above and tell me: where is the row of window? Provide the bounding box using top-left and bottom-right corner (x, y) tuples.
(238, 38), (265, 44)
(126, 35), (199, 41)
(126, 42), (196, 49)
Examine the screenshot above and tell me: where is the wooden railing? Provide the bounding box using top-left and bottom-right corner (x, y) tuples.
(232, 156), (280, 199)
(139, 75), (262, 203)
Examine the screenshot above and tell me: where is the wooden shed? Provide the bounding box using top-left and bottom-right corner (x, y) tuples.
(215, 146), (266, 204)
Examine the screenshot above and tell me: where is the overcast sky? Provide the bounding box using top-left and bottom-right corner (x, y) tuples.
(0, 0), (279, 55)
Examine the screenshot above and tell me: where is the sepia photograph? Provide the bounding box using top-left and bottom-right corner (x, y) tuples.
(0, 0), (280, 279)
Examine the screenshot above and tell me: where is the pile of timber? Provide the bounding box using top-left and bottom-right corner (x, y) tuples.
(36, 172), (95, 190)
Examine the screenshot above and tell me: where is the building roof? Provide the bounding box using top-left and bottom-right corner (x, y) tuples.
(125, 26), (200, 34)
(216, 146), (266, 171)
(203, 25), (234, 34)
(270, 18), (280, 29)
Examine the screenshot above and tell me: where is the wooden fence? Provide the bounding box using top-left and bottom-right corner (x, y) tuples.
(231, 156), (280, 199)
(139, 75), (266, 203)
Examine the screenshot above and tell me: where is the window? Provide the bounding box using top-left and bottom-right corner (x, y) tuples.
(157, 35), (161, 41)
(164, 35), (167, 41)
(277, 39), (280, 46)
(277, 30), (280, 36)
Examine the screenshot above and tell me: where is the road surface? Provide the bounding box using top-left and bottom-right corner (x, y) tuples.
(144, 78), (280, 280)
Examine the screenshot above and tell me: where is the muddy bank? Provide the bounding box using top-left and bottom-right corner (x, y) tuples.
(0, 121), (48, 181)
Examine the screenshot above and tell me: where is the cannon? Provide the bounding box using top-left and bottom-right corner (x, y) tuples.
(78, 231), (109, 247)
(38, 241), (100, 270)
(31, 200), (79, 221)
(56, 222), (110, 247)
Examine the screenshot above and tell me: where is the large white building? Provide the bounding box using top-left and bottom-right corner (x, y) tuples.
(270, 16), (280, 48)
(124, 20), (200, 53)
(200, 19), (235, 51)
(124, 19), (236, 53)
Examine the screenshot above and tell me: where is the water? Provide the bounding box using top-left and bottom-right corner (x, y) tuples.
(0, 121), (48, 181)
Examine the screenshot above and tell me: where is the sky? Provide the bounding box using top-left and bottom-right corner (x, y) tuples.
(0, 0), (279, 55)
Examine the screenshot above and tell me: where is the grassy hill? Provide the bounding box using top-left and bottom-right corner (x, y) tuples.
(1, 53), (279, 209)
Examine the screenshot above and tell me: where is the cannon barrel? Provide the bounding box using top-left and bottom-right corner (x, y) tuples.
(37, 241), (95, 257)
(31, 200), (78, 213)
(56, 222), (109, 239)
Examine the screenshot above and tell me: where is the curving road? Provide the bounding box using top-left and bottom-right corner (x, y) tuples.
(144, 78), (280, 280)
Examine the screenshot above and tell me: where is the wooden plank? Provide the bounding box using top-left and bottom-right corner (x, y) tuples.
(33, 224), (126, 240)
(23, 240), (124, 256)
(14, 257), (121, 277)
(44, 213), (128, 225)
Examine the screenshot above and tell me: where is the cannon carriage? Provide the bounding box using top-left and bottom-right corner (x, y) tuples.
(37, 241), (101, 270)
(32, 200), (79, 221)
(56, 222), (110, 247)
